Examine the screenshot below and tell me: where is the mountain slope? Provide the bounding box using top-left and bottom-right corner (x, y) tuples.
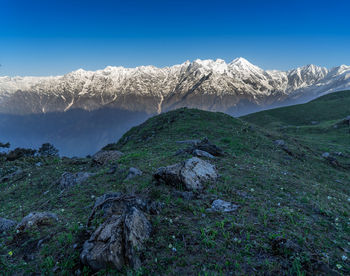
(0, 108), (349, 274)
(242, 90), (350, 127)
(1, 58), (350, 116)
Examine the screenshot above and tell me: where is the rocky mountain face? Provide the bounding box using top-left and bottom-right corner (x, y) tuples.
(1, 58), (350, 116)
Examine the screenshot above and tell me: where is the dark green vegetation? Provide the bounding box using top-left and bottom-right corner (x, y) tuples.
(1, 92), (350, 274)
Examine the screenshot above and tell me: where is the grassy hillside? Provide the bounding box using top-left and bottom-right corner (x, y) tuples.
(242, 90), (350, 127)
(0, 107), (349, 275)
(242, 90), (350, 155)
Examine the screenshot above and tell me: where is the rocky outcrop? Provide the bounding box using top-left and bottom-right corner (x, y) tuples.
(154, 157), (218, 191)
(92, 150), (124, 166)
(81, 194), (153, 271)
(16, 212), (58, 232)
(58, 171), (95, 190)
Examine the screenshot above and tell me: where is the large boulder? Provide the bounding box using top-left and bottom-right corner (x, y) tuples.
(58, 171), (95, 190)
(92, 150), (124, 166)
(16, 212), (58, 232)
(154, 157), (218, 191)
(81, 215), (125, 271)
(81, 207), (152, 271)
(0, 217), (17, 232)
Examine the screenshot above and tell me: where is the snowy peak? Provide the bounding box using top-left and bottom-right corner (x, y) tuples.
(0, 57), (350, 115)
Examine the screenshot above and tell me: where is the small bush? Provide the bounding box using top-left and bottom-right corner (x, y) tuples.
(38, 143), (59, 157)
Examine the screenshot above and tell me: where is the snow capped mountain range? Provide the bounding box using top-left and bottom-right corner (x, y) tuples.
(1, 57), (350, 116)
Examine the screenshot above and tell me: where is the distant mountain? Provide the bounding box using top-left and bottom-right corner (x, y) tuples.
(1, 58), (350, 116)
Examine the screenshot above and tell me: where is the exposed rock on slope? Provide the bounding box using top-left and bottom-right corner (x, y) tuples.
(154, 157), (218, 191)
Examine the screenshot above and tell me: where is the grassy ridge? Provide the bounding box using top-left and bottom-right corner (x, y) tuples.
(242, 90), (350, 127)
(0, 106), (349, 274)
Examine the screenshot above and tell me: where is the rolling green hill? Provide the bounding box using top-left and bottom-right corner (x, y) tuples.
(242, 90), (350, 127)
(0, 107), (349, 275)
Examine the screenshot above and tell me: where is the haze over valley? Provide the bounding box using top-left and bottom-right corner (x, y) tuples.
(1, 58), (350, 156)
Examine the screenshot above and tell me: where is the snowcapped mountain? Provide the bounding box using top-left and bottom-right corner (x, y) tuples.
(1, 58), (350, 116)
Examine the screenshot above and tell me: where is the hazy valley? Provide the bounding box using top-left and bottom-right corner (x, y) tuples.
(1, 58), (350, 156)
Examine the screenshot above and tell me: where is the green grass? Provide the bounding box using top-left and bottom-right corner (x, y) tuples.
(0, 104), (349, 275)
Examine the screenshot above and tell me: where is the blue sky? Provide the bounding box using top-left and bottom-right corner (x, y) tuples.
(1, 0), (350, 76)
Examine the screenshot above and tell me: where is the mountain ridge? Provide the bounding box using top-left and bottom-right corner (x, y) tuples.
(1, 58), (350, 116)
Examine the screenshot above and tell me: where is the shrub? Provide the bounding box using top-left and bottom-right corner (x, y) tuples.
(38, 143), (59, 157)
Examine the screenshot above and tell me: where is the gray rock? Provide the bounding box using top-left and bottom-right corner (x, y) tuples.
(207, 199), (239, 213)
(154, 157), (218, 191)
(0, 217), (17, 232)
(81, 215), (125, 271)
(92, 150), (123, 166)
(93, 193), (161, 217)
(274, 140), (285, 147)
(58, 171), (95, 190)
(124, 207), (152, 269)
(194, 138), (223, 156)
(192, 149), (215, 159)
(322, 152), (330, 158)
(125, 167), (142, 180)
(81, 207), (151, 271)
(16, 212), (58, 231)
(311, 121), (319, 125)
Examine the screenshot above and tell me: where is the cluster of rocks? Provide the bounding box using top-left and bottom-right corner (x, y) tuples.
(1, 139), (240, 273)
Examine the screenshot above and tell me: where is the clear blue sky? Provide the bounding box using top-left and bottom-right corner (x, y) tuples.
(1, 0), (350, 76)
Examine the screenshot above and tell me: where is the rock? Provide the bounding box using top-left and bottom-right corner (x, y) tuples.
(274, 140), (285, 147)
(322, 152), (330, 158)
(207, 199), (239, 213)
(58, 171), (95, 190)
(81, 207), (151, 271)
(125, 167), (143, 180)
(310, 121), (319, 125)
(0, 217), (17, 232)
(194, 138), (223, 156)
(92, 150), (123, 166)
(81, 215), (125, 271)
(16, 212), (58, 231)
(192, 149), (215, 159)
(124, 207), (152, 269)
(1, 168), (24, 183)
(154, 157), (218, 191)
(93, 193), (162, 217)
